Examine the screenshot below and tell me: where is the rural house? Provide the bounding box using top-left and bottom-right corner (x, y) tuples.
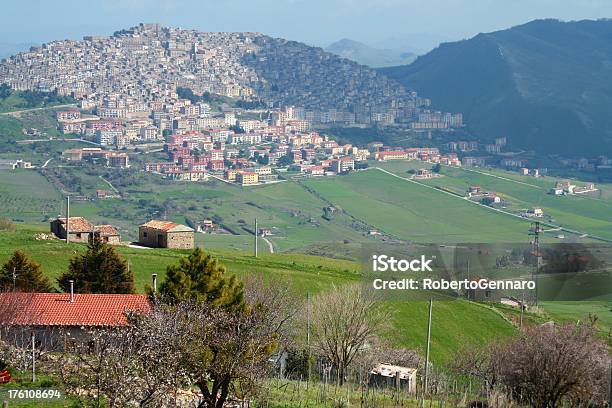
(0, 292), (150, 351)
(50, 217), (121, 244)
(138, 220), (195, 249)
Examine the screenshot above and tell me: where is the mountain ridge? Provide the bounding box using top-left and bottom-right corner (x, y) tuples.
(381, 19), (612, 157)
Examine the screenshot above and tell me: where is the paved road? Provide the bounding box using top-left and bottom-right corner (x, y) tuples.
(261, 236), (275, 253)
(0, 103), (77, 116)
(17, 137), (100, 146)
(41, 158), (53, 168)
(99, 176), (120, 193)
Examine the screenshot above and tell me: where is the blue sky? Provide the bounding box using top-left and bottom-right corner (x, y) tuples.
(2, 0), (612, 51)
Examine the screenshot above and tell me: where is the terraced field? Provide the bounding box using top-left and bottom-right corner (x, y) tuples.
(0, 169), (63, 221)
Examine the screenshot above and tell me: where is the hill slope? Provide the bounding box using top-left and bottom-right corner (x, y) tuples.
(326, 38), (415, 67)
(0, 24), (415, 113)
(381, 19), (612, 157)
(0, 224), (517, 362)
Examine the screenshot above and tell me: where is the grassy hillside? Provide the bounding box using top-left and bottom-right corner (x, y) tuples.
(381, 19), (612, 156)
(0, 86), (75, 113)
(5, 164), (612, 252)
(0, 223), (519, 363)
(302, 168), (532, 243)
(0, 169), (64, 222)
(374, 161), (612, 240)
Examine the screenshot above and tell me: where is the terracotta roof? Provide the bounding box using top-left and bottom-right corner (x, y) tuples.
(140, 220), (193, 232)
(94, 225), (120, 236)
(0, 293), (150, 327)
(57, 217), (95, 233)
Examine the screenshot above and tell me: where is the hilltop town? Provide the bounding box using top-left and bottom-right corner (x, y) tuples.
(0, 23), (463, 129)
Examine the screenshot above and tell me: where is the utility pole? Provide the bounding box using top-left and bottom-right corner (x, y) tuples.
(422, 298), (433, 408)
(306, 292), (311, 391)
(254, 218), (258, 258)
(520, 295), (524, 330)
(12, 267), (16, 290)
(466, 259), (470, 300)
(529, 221), (541, 307)
(65, 195), (70, 244)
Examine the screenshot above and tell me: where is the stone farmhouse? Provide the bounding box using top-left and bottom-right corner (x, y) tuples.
(50, 217), (121, 244)
(138, 220), (194, 249)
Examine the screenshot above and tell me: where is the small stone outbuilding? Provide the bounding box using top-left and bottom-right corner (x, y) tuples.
(138, 220), (194, 249)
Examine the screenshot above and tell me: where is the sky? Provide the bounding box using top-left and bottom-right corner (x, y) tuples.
(2, 0), (612, 53)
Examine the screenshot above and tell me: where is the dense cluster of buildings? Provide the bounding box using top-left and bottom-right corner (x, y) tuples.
(61, 147), (129, 168)
(0, 23), (463, 130)
(137, 111), (465, 184)
(53, 99), (462, 183)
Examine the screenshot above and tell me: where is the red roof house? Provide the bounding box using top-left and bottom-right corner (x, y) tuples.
(0, 292), (151, 350)
(0, 292), (150, 327)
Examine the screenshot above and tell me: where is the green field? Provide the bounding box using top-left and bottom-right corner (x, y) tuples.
(302, 168), (533, 243)
(0, 170), (64, 221)
(1, 165), (611, 344)
(375, 161), (612, 241)
(0, 224), (525, 363)
(539, 301), (612, 328)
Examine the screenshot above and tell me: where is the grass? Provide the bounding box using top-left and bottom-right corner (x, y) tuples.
(0, 224), (519, 364)
(539, 301), (612, 331)
(302, 168), (533, 243)
(0, 170), (64, 222)
(0, 368), (77, 407)
(385, 299), (516, 362)
(375, 161), (612, 240)
(0, 109), (63, 139)
(256, 378), (424, 408)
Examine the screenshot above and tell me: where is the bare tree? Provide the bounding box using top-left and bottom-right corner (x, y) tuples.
(309, 284), (388, 385)
(56, 303), (195, 407)
(185, 279), (298, 408)
(54, 280), (296, 408)
(496, 323), (609, 408)
(451, 340), (505, 392)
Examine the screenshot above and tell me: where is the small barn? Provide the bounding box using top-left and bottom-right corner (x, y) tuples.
(139, 220), (195, 249)
(370, 363), (417, 394)
(93, 225), (121, 244)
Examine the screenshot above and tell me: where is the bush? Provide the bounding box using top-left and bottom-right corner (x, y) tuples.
(0, 217), (14, 231)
